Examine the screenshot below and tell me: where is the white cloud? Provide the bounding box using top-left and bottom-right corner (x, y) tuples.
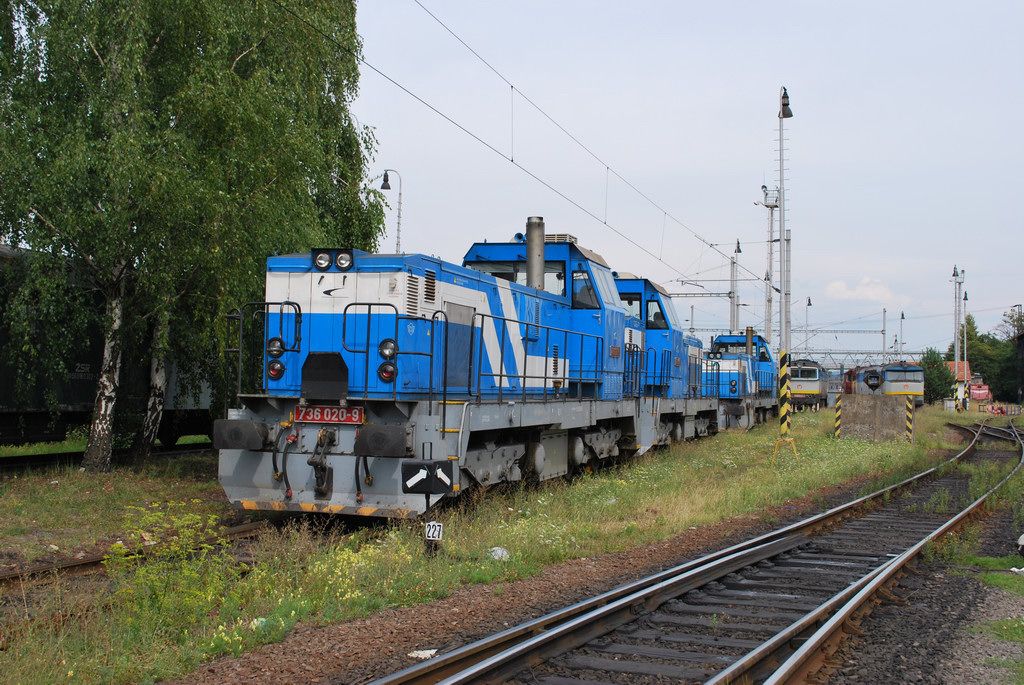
(825, 277), (895, 303)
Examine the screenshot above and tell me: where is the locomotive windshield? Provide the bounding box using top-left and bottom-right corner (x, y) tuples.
(792, 367), (820, 380)
(620, 293), (642, 319)
(885, 369), (923, 382)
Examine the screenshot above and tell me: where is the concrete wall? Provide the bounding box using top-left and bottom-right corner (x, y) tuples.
(840, 394), (911, 442)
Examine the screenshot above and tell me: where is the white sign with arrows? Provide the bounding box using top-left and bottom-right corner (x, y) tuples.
(405, 468), (428, 490)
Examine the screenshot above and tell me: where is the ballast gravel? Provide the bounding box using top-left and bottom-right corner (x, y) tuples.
(830, 503), (1024, 685)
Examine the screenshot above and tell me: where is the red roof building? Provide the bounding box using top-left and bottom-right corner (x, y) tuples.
(947, 361), (972, 382)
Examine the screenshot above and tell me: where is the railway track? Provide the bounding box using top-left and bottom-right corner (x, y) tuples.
(372, 420), (1022, 685)
(0, 441), (214, 474)
(0, 520), (267, 591)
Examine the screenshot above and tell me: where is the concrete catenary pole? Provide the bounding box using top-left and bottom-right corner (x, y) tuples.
(760, 185), (777, 344)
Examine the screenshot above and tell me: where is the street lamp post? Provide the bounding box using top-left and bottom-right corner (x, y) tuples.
(730, 239), (741, 333)
(804, 297), (812, 352)
(899, 311), (905, 357)
(380, 169), (403, 253)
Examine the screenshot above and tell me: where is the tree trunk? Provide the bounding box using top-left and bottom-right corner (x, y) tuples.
(82, 278), (126, 472)
(134, 309), (170, 461)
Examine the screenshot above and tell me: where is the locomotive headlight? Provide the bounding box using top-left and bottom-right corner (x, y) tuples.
(267, 360), (285, 380)
(313, 251), (332, 271)
(377, 362), (397, 383)
(378, 338), (398, 359)
(266, 337), (285, 358)
(335, 250), (353, 271)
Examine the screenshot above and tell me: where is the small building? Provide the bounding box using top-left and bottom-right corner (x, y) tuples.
(946, 360), (971, 383)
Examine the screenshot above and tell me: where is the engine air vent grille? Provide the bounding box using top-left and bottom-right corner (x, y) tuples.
(544, 233), (578, 244)
(424, 270), (436, 304)
(406, 275), (420, 316)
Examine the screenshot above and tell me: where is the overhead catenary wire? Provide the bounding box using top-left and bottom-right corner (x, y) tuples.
(409, 0), (768, 284)
(268, 0), (695, 279)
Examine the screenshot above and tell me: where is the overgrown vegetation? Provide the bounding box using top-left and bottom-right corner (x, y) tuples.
(0, 452), (226, 561)
(0, 407), (968, 683)
(922, 347), (956, 404)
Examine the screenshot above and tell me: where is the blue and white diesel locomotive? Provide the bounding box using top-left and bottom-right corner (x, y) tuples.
(214, 218), (777, 518)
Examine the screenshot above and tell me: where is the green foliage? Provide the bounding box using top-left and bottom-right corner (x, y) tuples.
(0, 1), (386, 440)
(922, 347), (955, 404)
(945, 313), (1023, 402)
(105, 502), (238, 641)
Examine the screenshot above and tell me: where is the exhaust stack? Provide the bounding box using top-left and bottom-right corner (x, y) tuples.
(745, 326), (755, 356)
(526, 216), (545, 290)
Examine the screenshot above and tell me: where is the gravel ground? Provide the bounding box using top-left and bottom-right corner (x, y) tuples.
(831, 481), (1024, 685)
(174, 470), (892, 685)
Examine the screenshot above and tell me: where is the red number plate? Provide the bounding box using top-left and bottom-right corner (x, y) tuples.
(294, 405), (365, 424)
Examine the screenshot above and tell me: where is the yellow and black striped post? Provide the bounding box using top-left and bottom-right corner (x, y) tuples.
(905, 397), (914, 442)
(779, 350), (792, 436)
(772, 350), (798, 460)
(834, 395), (842, 438)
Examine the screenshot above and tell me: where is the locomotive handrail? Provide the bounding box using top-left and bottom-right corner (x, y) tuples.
(227, 300), (302, 399)
(340, 302), (436, 402)
(468, 311), (609, 403)
(624, 343), (644, 398)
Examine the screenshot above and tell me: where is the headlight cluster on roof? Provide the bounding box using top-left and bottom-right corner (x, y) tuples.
(311, 249), (354, 272)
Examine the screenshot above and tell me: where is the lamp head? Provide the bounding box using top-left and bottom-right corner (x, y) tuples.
(779, 87), (794, 119)
(380, 171), (391, 190)
(735, 239), (742, 254)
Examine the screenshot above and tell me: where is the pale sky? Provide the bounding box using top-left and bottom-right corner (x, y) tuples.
(351, 1), (1023, 357)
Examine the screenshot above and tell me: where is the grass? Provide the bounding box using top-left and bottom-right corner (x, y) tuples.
(0, 433), (210, 458)
(0, 452), (227, 561)
(0, 405), (971, 683)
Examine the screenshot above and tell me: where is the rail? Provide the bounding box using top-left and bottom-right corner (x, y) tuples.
(369, 422), (990, 685)
(761, 419), (1023, 684)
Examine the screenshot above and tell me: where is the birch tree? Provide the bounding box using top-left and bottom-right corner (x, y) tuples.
(1, 1), (384, 469)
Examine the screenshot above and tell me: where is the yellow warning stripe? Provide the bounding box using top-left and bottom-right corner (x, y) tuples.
(235, 500), (413, 518)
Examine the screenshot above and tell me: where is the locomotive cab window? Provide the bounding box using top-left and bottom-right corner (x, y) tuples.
(465, 260), (566, 297)
(620, 293), (642, 319)
(792, 367), (819, 380)
(885, 369), (923, 382)
(646, 299), (668, 330)
(759, 348), (770, 362)
(571, 270), (600, 309)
